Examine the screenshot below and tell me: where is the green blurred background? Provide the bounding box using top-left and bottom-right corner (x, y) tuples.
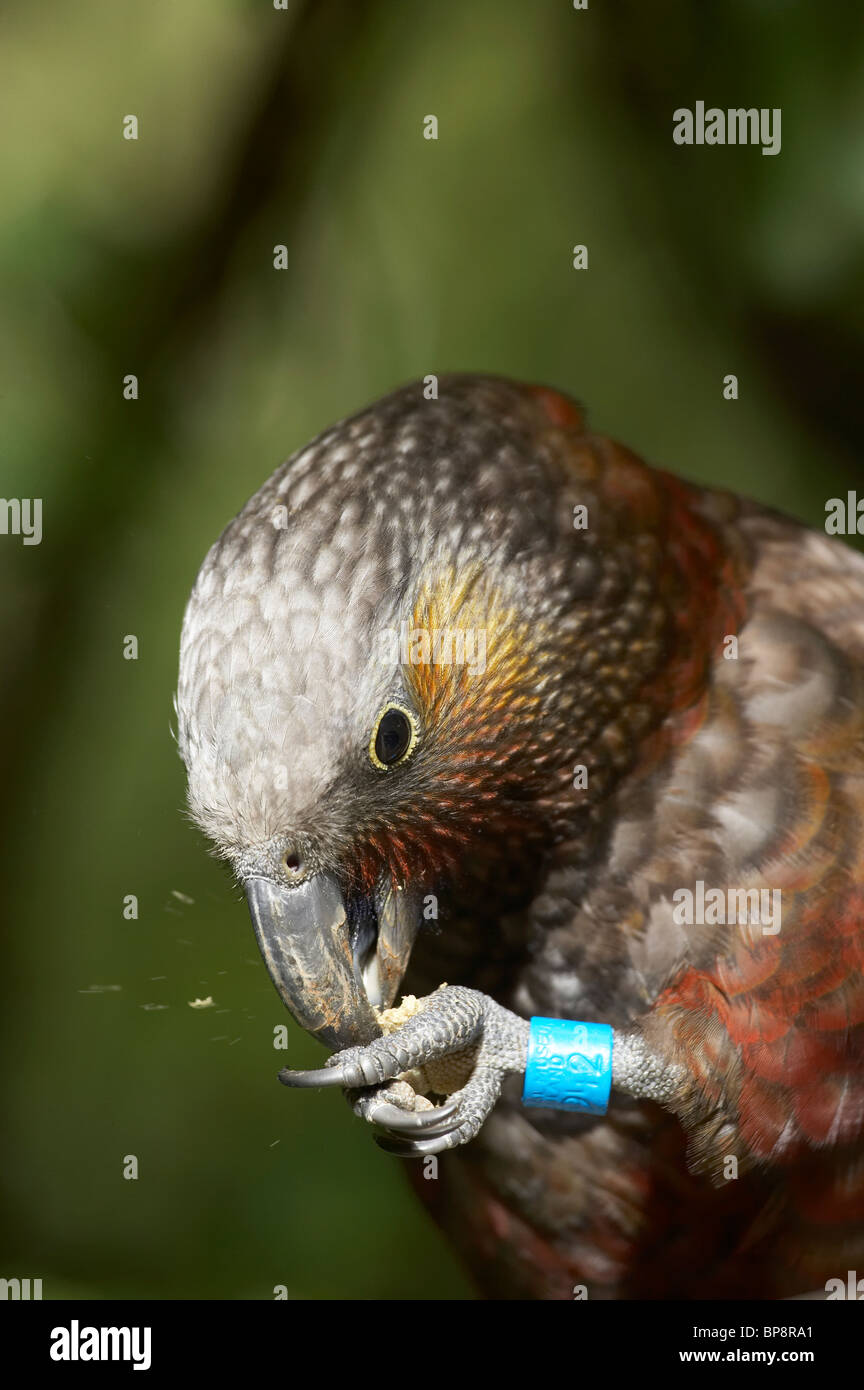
(1, 0), (862, 1299)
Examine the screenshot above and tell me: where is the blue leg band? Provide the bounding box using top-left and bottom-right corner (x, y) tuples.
(522, 1017), (613, 1114)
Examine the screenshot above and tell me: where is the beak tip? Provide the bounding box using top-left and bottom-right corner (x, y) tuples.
(245, 872), (381, 1049)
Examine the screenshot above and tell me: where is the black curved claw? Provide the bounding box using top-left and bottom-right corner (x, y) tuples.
(278, 1065), (346, 1089)
(374, 1133), (458, 1158)
(370, 1100), (459, 1133)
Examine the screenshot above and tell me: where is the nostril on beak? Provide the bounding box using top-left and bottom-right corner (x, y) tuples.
(281, 849), (303, 880)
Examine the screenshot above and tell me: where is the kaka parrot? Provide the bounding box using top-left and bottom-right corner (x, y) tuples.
(176, 375), (864, 1299)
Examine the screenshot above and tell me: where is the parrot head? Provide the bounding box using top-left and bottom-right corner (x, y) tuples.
(176, 376), (729, 1050)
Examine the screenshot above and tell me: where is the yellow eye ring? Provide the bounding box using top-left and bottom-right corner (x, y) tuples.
(369, 702), (419, 771)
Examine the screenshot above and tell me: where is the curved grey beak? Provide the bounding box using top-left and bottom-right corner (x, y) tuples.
(244, 873), (421, 1051)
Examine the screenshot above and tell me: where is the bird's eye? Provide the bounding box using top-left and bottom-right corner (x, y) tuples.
(370, 703), (418, 770)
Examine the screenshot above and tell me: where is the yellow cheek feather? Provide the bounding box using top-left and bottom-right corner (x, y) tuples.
(401, 566), (546, 748)
(365, 568), (558, 877)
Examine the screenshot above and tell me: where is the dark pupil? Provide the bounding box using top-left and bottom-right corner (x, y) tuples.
(375, 709), (411, 765)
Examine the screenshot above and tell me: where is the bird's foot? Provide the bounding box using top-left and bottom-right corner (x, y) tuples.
(279, 984), (530, 1156)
